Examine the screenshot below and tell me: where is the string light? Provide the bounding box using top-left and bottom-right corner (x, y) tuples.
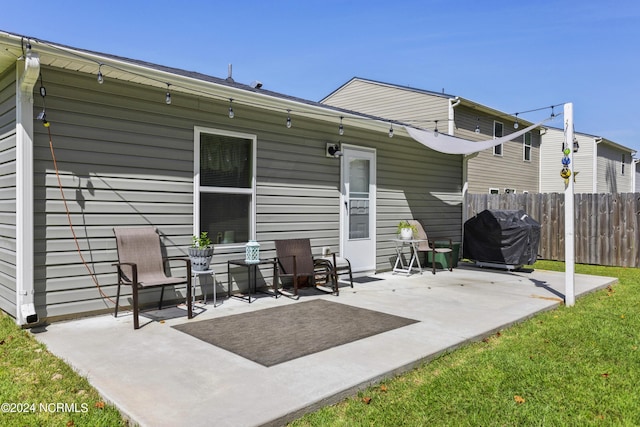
(514, 113), (519, 129)
(27, 38), (565, 141)
(388, 123), (394, 138)
(228, 98), (235, 118)
(434, 120), (439, 135)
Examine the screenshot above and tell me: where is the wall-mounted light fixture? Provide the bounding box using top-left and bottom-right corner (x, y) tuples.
(326, 143), (343, 158)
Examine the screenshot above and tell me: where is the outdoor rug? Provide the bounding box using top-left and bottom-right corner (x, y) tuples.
(172, 299), (419, 367)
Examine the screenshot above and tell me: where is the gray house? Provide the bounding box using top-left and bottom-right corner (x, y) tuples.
(539, 127), (636, 193)
(321, 77), (543, 195)
(0, 31), (462, 326)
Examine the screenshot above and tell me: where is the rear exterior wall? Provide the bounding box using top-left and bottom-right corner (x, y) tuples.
(30, 67), (462, 321)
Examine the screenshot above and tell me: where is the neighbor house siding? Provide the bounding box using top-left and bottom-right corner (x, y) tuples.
(0, 66), (17, 317)
(456, 105), (540, 194)
(596, 143), (633, 193)
(541, 128), (634, 194)
(322, 79), (450, 128)
(540, 128), (597, 193)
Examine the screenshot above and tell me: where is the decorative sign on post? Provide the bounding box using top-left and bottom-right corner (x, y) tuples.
(245, 240), (260, 264)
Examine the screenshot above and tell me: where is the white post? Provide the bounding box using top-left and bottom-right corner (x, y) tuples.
(564, 103), (575, 307)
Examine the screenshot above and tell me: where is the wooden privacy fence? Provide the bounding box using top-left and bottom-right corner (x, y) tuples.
(465, 193), (640, 268)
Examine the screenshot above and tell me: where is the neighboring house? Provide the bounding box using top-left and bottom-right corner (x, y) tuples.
(539, 128), (636, 193)
(635, 158), (640, 192)
(0, 31), (462, 325)
(321, 77), (543, 195)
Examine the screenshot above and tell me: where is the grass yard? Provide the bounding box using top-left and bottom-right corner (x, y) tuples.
(290, 261), (640, 427)
(0, 314), (128, 426)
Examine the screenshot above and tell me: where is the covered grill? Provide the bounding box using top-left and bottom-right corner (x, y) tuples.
(463, 209), (541, 270)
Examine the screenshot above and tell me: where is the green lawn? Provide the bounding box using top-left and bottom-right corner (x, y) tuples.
(290, 261), (640, 426)
(0, 314), (128, 426)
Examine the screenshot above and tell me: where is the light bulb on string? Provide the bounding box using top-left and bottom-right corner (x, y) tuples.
(286, 110), (292, 128)
(97, 64), (104, 84)
(475, 118), (481, 134)
(388, 123), (394, 138)
(338, 116), (344, 135)
(434, 120), (439, 135)
(228, 98), (234, 118)
(514, 113), (519, 129)
(165, 84), (171, 105)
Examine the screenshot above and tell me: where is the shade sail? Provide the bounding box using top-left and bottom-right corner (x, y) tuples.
(404, 119), (549, 155)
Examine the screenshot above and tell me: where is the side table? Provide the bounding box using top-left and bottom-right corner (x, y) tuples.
(227, 258), (278, 303)
(192, 269), (217, 306)
(392, 238), (427, 275)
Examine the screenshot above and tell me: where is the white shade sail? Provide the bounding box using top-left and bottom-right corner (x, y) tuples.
(404, 119), (549, 155)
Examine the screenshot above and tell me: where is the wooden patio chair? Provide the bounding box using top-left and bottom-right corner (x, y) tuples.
(113, 227), (192, 329)
(274, 238), (337, 297)
(408, 219), (454, 274)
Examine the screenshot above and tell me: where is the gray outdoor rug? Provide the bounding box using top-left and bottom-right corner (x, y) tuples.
(172, 299), (419, 367)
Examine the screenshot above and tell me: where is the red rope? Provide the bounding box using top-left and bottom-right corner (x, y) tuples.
(46, 125), (116, 304)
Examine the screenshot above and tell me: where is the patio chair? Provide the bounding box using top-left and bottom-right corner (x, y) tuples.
(408, 219), (454, 274)
(113, 227), (192, 329)
(320, 251), (354, 289)
(274, 238), (336, 297)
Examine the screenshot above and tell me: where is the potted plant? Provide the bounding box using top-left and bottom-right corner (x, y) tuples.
(189, 231), (214, 271)
(397, 220), (417, 240)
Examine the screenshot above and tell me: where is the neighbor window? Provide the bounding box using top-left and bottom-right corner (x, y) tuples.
(493, 121), (503, 156)
(622, 154), (626, 175)
(489, 188), (499, 194)
(523, 132), (532, 161)
(195, 128), (256, 244)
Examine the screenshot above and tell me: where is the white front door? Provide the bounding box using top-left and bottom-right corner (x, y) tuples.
(341, 145), (376, 273)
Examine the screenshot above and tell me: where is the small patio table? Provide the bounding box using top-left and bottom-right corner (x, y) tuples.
(192, 269), (216, 306)
(392, 238), (427, 275)
(227, 258), (278, 303)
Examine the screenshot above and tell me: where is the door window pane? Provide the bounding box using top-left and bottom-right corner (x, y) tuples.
(348, 159), (370, 239)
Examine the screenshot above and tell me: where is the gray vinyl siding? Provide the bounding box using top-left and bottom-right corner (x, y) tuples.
(34, 67), (462, 321)
(540, 128), (633, 194)
(0, 66), (16, 317)
(455, 106), (540, 194)
(322, 79), (450, 127)
(597, 143), (633, 193)
(540, 128), (597, 193)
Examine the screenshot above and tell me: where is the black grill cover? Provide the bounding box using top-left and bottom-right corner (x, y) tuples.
(463, 209), (541, 266)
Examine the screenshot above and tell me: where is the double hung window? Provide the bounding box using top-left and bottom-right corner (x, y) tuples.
(194, 128), (256, 245)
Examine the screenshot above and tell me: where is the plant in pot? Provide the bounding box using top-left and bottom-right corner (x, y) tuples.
(189, 231), (214, 271)
(397, 220), (418, 240)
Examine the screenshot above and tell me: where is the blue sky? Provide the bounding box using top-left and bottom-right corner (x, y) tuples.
(2, 0), (639, 152)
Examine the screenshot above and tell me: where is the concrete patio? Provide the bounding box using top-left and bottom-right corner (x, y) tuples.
(32, 263), (615, 427)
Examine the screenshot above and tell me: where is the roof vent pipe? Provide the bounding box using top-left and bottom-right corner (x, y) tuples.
(226, 64), (234, 83)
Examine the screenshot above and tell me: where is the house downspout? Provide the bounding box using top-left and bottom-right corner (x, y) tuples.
(15, 49), (40, 326)
(448, 97), (467, 241)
